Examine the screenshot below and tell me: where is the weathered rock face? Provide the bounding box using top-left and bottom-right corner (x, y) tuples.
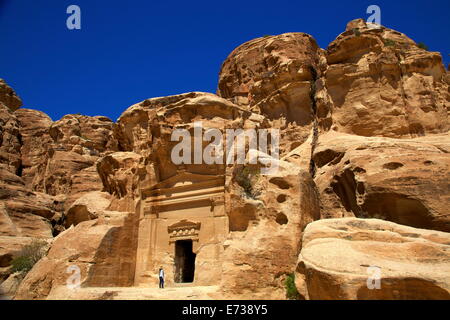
(116, 91), (255, 154)
(49, 114), (118, 154)
(97, 152), (143, 202)
(220, 163), (319, 299)
(0, 182), (58, 238)
(0, 271), (24, 299)
(0, 82), (122, 296)
(14, 215), (138, 300)
(218, 33), (320, 110)
(218, 33), (322, 156)
(0, 83), (61, 288)
(317, 19), (448, 137)
(0, 104), (22, 174)
(2, 19), (450, 300)
(15, 109), (53, 187)
(0, 173), (58, 287)
(0, 79), (22, 112)
(65, 191), (112, 228)
(296, 218), (450, 300)
(117, 92), (311, 295)
(0, 237), (34, 270)
(33, 114), (119, 197)
(312, 131), (450, 232)
(0, 80), (23, 176)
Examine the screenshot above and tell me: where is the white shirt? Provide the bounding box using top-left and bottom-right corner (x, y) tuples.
(159, 269), (164, 278)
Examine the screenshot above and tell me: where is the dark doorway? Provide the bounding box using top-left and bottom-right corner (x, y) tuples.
(174, 240), (196, 283)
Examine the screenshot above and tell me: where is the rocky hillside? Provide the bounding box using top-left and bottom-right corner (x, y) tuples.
(0, 19), (449, 300)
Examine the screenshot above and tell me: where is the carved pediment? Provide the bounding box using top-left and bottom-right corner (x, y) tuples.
(168, 219), (201, 233)
(168, 220), (201, 241)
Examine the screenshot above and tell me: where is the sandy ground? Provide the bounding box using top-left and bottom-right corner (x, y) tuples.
(46, 285), (221, 300)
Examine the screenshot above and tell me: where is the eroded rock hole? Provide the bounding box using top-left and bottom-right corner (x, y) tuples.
(16, 163), (23, 177)
(269, 177), (291, 190)
(0, 253), (13, 268)
(276, 212), (288, 225)
(313, 149), (345, 168)
(65, 205), (91, 228)
(331, 169), (362, 215)
(409, 123), (425, 136)
(383, 162), (404, 170)
(277, 194), (287, 203)
(361, 193), (432, 229)
(175, 240), (196, 283)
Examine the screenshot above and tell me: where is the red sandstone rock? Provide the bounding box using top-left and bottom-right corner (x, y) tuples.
(318, 19), (448, 137)
(0, 79), (22, 112)
(15, 109), (53, 188)
(1, 19), (450, 300)
(296, 218), (450, 300)
(311, 131), (450, 232)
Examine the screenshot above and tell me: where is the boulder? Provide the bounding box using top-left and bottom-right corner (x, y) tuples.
(14, 213), (137, 300)
(65, 191), (111, 227)
(0, 272), (25, 299)
(296, 218), (450, 300)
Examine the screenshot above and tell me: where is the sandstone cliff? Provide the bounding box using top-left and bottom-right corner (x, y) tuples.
(1, 19), (449, 300)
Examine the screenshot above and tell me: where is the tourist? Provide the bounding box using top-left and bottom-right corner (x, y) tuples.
(159, 267), (165, 288)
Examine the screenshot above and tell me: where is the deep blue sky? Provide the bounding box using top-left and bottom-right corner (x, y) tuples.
(1, 0), (449, 121)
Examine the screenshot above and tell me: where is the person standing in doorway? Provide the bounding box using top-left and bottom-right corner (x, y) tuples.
(159, 267), (165, 289)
